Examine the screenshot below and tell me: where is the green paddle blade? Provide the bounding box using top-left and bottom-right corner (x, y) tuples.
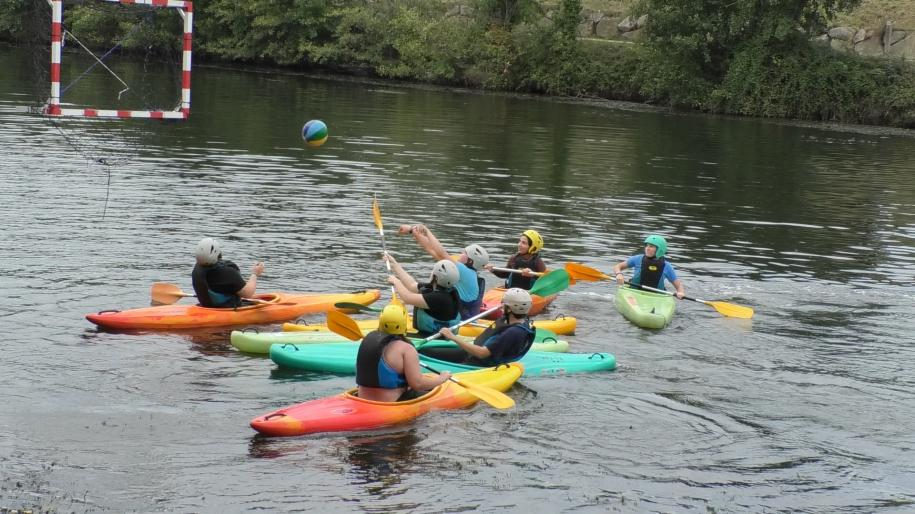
(529, 269), (571, 297)
(334, 302), (383, 314)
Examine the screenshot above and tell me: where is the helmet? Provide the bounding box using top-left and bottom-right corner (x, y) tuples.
(502, 288), (532, 316)
(195, 238), (221, 265)
(523, 230), (543, 254)
(378, 304), (408, 336)
(463, 244), (490, 269)
(430, 259), (460, 289)
(643, 234), (668, 258)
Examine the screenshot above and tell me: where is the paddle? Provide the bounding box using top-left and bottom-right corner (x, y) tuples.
(332, 301), (492, 329)
(150, 282), (294, 307)
(326, 307), (515, 410)
(490, 264), (578, 285)
(373, 194), (401, 305)
(527, 269), (571, 297)
(564, 263), (754, 319)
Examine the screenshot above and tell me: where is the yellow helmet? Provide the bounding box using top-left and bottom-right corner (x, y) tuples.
(378, 304), (408, 336)
(522, 230), (543, 254)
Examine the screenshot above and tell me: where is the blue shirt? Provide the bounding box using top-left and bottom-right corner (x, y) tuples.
(625, 255), (679, 289)
(454, 261), (480, 303)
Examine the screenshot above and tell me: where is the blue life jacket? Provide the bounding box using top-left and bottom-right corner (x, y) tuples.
(459, 275), (486, 320)
(356, 331), (408, 389)
(472, 317), (536, 366)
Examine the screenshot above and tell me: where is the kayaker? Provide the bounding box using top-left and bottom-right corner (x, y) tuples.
(612, 234), (685, 298)
(434, 288), (536, 366)
(485, 229), (547, 291)
(356, 304), (452, 402)
(385, 253), (462, 338)
(191, 237), (264, 308)
(396, 223), (489, 319)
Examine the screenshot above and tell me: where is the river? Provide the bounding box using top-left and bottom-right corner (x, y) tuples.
(2, 47), (915, 512)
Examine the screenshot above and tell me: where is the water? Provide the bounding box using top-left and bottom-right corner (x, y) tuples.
(2, 47), (915, 512)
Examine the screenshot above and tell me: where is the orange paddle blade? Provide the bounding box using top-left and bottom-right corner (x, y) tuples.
(150, 282), (193, 305)
(703, 300), (754, 319)
(564, 262), (612, 282)
(327, 311), (364, 341)
(372, 196), (383, 231)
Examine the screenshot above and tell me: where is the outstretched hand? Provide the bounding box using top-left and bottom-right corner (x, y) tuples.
(252, 262), (265, 276)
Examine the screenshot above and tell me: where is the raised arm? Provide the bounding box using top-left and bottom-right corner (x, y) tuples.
(237, 262), (265, 298)
(398, 223), (450, 261)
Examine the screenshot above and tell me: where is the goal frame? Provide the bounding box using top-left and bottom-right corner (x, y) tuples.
(45, 0), (194, 119)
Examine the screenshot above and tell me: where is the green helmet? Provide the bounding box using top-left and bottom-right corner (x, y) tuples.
(643, 234), (668, 258)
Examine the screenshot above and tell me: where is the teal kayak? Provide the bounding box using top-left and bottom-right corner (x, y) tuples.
(269, 343), (615, 376)
(230, 328), (569, 354)
(614, 285), (676, 329)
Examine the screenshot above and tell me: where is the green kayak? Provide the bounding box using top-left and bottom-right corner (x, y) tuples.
(614, 285), (676, 329)
(230, 328), (569, 354)
(269, 343), (615, 376)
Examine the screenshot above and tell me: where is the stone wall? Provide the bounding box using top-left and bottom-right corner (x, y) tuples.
(820, 20), (915, 60)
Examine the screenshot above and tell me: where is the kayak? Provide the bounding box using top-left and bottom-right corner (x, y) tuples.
(269, 343), (616, 376)
(250, 362), (524, 437)
(86, 289), (381, 330)
(481, 287), (555, 320)
(614, 285), (676, 329)
(282, 313), (577, 336)
(230, 329), (570, 354)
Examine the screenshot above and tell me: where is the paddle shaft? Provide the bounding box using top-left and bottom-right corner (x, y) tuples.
(417, 304), (503, 346)
(490, 266), (545, 277)
(635, 283), (705, 303)
(373, 195), (399, 302)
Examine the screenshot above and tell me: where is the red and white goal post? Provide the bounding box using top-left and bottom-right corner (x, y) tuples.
(45, 0), (194, 120)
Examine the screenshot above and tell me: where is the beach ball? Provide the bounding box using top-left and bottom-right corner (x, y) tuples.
(302, 119), (328, 147)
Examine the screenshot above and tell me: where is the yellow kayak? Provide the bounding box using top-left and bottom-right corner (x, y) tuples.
(282, 313), (576, 336)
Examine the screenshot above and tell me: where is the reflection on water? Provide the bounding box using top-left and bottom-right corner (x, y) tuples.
(3, 46), (915, 512)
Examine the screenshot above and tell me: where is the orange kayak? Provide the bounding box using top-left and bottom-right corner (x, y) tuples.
(86, 289), (380, 330)
(251, 363), (523, 436)
(481, 287), (555, 320)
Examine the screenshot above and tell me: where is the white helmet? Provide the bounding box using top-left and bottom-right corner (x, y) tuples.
(502, 287), (532, 315)
(195, 237), (221, 265)
(463, 244), (489, 269)
(430, 259), (460, 289)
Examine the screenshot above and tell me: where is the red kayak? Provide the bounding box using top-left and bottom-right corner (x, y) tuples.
(86, 289), (380, 330)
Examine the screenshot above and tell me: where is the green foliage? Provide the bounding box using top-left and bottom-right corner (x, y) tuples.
(0, 0), (30, 42)
(475, 0), (541, 26)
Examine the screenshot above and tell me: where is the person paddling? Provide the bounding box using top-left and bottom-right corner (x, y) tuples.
(612, 234), (685, 298)
(397, 223), (489, 319)
(356, 304), (451, 402)
(433, 288), (536, 366)
(385, 253), (462, 338)
(191, 238), (264, 308)
(486, 229), (547, 291)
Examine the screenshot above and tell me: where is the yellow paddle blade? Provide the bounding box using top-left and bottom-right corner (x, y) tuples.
(705, 300), (754, 319)
(327, 311), (364, 341)
(564, 262), (611, 282)
(450, 376), (515, 409)
(150, 282), (192, 305)
(372, 196), (383, 231)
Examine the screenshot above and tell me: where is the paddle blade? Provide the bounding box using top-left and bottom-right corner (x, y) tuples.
(151, 282), (192, 305)
(706, 301), (754, 319)
(529, 269), (571, 297)
(564, 262), (611, 282)
(372, 195), (383, 231)
(334, 302), (382, 314)
(327, 311), (364, 341)
(451, 377), (515, 409)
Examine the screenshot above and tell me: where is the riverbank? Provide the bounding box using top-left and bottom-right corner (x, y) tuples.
(2, 0), (914, 128)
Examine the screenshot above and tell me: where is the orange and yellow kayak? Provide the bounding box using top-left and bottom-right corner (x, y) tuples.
(250, 362), (523, 436)
(86, 289), (380, 330)
(481, 287), (555, 319)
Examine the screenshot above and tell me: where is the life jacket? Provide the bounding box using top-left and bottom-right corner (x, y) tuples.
(459, 274), (486, 320)
(471, 316), (536, 365)
(356, 331), (408, 389)
(191, 261), (241, 308)
(633, 255), (666, 289)
(413, 284), (462, 336)
(504, 253), (544, 290)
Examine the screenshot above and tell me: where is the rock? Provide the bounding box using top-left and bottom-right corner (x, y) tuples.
(620, 29), (645, 41)
(595, 18), (616, 38)
(812, 33), (830, 47)
(853, 28), (867, 44)
(830, 38), (851, 52)
(636, 14), (649, 30)
(887, 34), (915, 61)
(578, 21), (594, 37)
(828, 26), (856, 41)
(618, 16), (636, 33)
(855, 37), (885, 57)
(888, 29), (908, 46)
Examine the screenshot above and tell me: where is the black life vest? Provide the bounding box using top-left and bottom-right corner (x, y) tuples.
(413, 283), (461, 336)
(356, 331), (409, 389)
(634, 255), (666, 289)
(470, 316), (536, 366)
(505, 253), (544, 290)
(191, 261), (242, 308)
